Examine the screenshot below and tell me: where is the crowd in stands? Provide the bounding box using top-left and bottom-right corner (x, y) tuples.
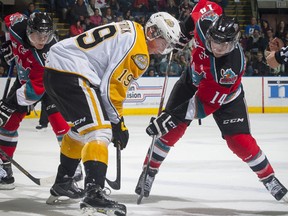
(0, 0), (287, 77)
(241, 16), (288, 76)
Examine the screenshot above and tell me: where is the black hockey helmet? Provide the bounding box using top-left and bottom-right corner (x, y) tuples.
(205, 15), (240, 56)
(26, 12), (54, 45)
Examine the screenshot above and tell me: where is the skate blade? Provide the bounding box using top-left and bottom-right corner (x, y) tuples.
(281, 194), (288, 203)
(46, 194), (80, 205)
(0, 183), (15, 190)
(81, 206), (126, 216)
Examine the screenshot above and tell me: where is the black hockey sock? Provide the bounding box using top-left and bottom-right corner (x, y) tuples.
(84, 161), (107, 188)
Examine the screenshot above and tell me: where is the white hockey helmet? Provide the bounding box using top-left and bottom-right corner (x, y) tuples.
(145, 12), (181, 54)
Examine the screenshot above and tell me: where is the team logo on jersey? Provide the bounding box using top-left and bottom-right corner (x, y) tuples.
(18, 45), (29, 55)
(219, 68), (238, 85)
(132, 54), (148, 70)
(164, 19), (175, 27)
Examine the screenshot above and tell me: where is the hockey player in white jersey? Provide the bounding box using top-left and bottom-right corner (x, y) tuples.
(43, 12), (182, 215)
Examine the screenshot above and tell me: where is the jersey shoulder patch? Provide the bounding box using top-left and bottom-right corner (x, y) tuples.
(131, 54), (149, 70)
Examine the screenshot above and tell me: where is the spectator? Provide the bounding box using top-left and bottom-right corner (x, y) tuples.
(246, 29), (266, 55)
(107, 0), (121, 16)
(69, 20), (84, 37)
(179, 1), (193, 21)
(103, 7), (115, 23)
(83, 17), (95, 30)
(118, 0), (133, 12)
(23, 3), (40, 17)
(90, 8), (102, 26)
(168, 54), (181, 76)
(133, 0), (149, 15)
(137, 16), (146, 26)
(101, 17), (109, 25)
(150, 0), (167, 12)
(252, 51), (270, 76)
(115, 15), (124, 22)
(244, 51), (254, 76)
(145, 68), (157, 77)
(87, 0), (97, 16)
(158, 56), (168, 76)
(275, 20), (287, 41)
(178, 54), (188, 75)
(70, 0), (89, 24)
(55, 0), (75, 23)
(264, 27), (275, 50)
(165, 0), (179, 18)
(244, 16), (261, 37)
(260, 19), (270, 39)
(94, 0), (108, 9)
(123, 9), (134, 20)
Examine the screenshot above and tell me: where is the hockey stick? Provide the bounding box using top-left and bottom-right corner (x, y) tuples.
(2, 60), (15, 100)
(0, 148), (54, 186)
(137, 52), (173, 205)
(106, 145), (121, 190)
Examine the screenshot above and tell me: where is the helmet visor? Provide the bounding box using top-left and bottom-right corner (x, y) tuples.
(146, 25), (175, 54)
(206, 36), (235, 57)
(28, 31), (53, 47)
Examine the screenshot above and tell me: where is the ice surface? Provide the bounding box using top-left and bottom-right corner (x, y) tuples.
(0, 114), (288, 216)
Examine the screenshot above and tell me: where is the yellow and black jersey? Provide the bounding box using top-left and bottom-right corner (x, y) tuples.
(46, 20), (149, 124)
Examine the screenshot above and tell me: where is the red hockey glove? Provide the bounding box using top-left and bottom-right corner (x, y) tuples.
(146, 112), (180, 138)
(111, 117), (129, 150)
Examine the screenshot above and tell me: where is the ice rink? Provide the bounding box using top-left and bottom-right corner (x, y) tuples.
(0, 114), (288, 216)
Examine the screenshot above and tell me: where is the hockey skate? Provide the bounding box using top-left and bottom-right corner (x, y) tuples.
(0, 161), (15, 190)
(35, 124), (48, 131)
(80, 184), (126, 216)
(135, 167), (158, 198)
(46, 176), (85, 205)
(262, 175), (288, 202)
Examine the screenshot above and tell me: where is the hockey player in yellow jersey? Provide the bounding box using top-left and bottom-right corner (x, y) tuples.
(43, 12), (182, 215)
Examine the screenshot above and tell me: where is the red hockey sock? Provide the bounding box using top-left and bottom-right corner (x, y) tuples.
(225, 134), (274, 179)
(48, 112), (70, 136)
(144, 122), (188, 169)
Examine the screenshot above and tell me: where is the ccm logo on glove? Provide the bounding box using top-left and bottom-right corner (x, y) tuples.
(146, 112), (180, 138)
(0, 100), (16, 127)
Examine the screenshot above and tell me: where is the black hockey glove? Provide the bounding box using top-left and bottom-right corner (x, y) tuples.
(0, 100), (16, 127)
(111, 117), (129, 150)
(0, 41), (15, 66)
(146, 112), (180, 138)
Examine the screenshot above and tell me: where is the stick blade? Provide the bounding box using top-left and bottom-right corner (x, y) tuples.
(106, 178), (120, 190)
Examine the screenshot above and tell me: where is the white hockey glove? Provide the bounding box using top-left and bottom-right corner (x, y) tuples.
(0, 159), (8, 180)
(0, 100), (16, 127)
(0, 41), (15, 66)
(146, 112), (180, 138)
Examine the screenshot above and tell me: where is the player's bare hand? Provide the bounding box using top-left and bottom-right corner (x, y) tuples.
(266, 51), (280, 69)
(269, 37), (284, 52)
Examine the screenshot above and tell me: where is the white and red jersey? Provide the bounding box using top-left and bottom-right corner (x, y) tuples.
(187, 0), (246, 118)
(46, 20), (149, 124)
(4, 13), (57, 106)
